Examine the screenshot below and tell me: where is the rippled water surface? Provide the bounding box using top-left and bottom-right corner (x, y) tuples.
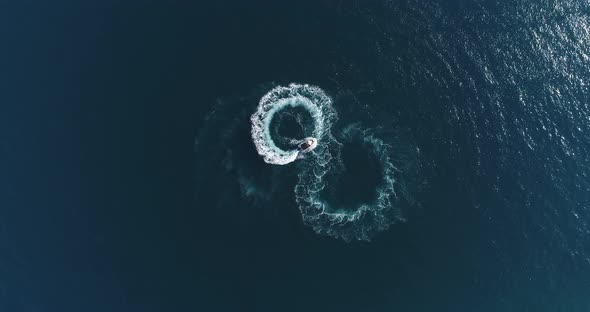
(3, 0), (590, 311)
(194, 0), (590, 310)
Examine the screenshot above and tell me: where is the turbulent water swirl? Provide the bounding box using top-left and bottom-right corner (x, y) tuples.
(250, 84), (333, 165)
(251, 83), (404, 241)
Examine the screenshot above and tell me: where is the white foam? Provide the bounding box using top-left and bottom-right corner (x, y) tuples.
(251, 84), (404, 241)
(295, 124), (403, 241)
(250, 84), (331, 165)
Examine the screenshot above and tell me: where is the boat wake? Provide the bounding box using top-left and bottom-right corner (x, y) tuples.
(251, 83), (405, 241)
(250, 84), (334, 165)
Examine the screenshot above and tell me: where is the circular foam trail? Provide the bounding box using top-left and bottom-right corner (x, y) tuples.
(295, 124), (403, 241)
(250, 83), (334, 165)
(251, 83), (404, 241)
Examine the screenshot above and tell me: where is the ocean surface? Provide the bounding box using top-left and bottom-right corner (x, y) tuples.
(2, 0), (590, 311)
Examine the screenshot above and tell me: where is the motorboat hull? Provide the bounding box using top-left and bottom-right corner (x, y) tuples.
(298, 137), (318, 153)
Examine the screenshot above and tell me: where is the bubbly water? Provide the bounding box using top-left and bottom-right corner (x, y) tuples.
(250, 84), (404, 240)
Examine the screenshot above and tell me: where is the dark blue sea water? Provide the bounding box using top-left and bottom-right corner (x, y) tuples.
(2, 0), (590, 311)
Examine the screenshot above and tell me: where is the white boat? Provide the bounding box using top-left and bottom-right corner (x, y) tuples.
(297, 137), (318, 153)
